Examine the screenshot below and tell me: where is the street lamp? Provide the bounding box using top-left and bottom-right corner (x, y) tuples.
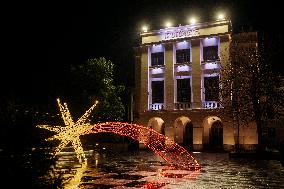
(165, 21), (173, 28)
(189, 17), (197, 25)
(142, 25), (148, 33)
(217, 13), (225, 21)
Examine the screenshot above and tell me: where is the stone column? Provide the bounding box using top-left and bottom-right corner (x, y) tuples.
(164, 42), (174, 110)
(139, 46), (149, 112)
(191, 39), (201, 109)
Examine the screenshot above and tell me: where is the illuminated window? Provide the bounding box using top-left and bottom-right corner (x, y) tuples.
(151, 52), (164, 66)
(203, 46), (219, 61)
(204, 76), (219, 101)
(152, 81), (164, 103)
(177, 79), (191, 102)
(176, 49), (190, 64)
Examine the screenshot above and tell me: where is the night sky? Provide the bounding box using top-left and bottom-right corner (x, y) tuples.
(2, 0), (283, 105)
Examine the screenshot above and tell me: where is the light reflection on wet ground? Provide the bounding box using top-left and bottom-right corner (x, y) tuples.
(53, 149), (284, 189)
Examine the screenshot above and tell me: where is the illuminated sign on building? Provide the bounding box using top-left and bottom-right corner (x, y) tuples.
(141, 21), (229, 44)
(164, 28), (199, 40)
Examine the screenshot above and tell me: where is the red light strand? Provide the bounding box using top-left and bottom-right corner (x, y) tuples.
(84, 122), (201, 170)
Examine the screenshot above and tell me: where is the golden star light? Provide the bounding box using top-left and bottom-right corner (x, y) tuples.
(38, 99), (201, 171)
(37, 98), (98, 163)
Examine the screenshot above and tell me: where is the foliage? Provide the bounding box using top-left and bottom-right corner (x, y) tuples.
(68, 57), (125, 122)
(220, 32), (284, 145)
(220, 37), (259, 125)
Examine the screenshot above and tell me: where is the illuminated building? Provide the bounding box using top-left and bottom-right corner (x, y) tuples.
(133, 19), (259, 151)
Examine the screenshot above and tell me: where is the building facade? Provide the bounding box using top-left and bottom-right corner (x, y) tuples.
(133, 20), (258, 151)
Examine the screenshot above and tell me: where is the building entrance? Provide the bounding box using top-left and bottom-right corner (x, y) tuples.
(183, 122), (193, 149)
(209, 121), (223, 149)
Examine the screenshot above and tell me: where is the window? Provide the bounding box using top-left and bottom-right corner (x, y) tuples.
(268, 128), (276, 138)
(203, 46), (219, 61)
(176, 49), (190, 64)
(152, 81), (164, 103)
(204, 76), (219, 101)
(177, 79), (191, 102)
(151, 52), (164, 66)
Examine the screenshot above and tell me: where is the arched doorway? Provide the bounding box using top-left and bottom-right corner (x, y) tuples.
(174, 116), (193, 149)
(147, 117), (165, 134)
(183, 122), (193, 149)
(161, 123), (165, 135)
(209, 120), (223, 149)
(147, 117), (165, 146)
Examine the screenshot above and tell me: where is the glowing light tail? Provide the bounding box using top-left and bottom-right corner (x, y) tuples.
(86, 122), (201, 170)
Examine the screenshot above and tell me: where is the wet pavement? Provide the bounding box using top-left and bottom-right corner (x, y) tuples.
(51, 149), (284, 188)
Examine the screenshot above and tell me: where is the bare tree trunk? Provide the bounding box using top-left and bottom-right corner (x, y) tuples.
(256, 118), (264, 152)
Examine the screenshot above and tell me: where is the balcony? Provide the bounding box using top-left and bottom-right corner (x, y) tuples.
(201, 59), (220, 65)
(149, 64), (165, 69)
(150, 103), (164, 111)
(149, 66), (165, 78)
(174, 102), (191, 110)
(202, 101), (221, 109)
(175, 62), (192, 66)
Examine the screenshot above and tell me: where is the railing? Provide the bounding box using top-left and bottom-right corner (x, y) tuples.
(201, 59), (220, 65)
(174, 102), (191, 110)
(202, 101), (221, 109)
(149, 64), (165, 69)
(174, 62), (192, 66)
(150, 103), (164, 110)
(150, 102), (222, 110)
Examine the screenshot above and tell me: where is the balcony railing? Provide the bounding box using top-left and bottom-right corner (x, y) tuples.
(202, 101), (221, 109)
(174, 62), (192, 66)
(174, 102), (191, 110)
(201, 59), (220, 65)
(150, 103), (164, 110)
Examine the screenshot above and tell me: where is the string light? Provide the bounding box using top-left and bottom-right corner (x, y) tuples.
(63, 161), (87, 189)
(85, 122), (201, 170)
(37, 98), (98, 163)
(38, 99), (201, 170)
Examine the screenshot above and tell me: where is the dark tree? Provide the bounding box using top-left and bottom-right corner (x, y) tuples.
(220, 32), (284, 150)
(68, 57), (125, 122)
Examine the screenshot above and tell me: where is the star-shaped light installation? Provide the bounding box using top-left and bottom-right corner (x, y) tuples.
(37, 98), (98, 163)
(38, 98), (201, 171)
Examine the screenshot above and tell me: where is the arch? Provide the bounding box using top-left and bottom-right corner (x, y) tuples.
(84, 122), (201, 171)
(184, 122), (193, 149)
(209, 120), (223, 149)
(147, 117), (165, 134)
(202, 116), (223, 149)
(173, 116), (192, 148)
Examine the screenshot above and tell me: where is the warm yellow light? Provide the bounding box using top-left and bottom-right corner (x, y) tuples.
(64, 161), (87, 189)
(165, 21), (172, 28)
(189, 17), (197, 25)
(142, 25), (148, 32)
(37, 99), (98, 163)
(217, 13), (225, 20)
